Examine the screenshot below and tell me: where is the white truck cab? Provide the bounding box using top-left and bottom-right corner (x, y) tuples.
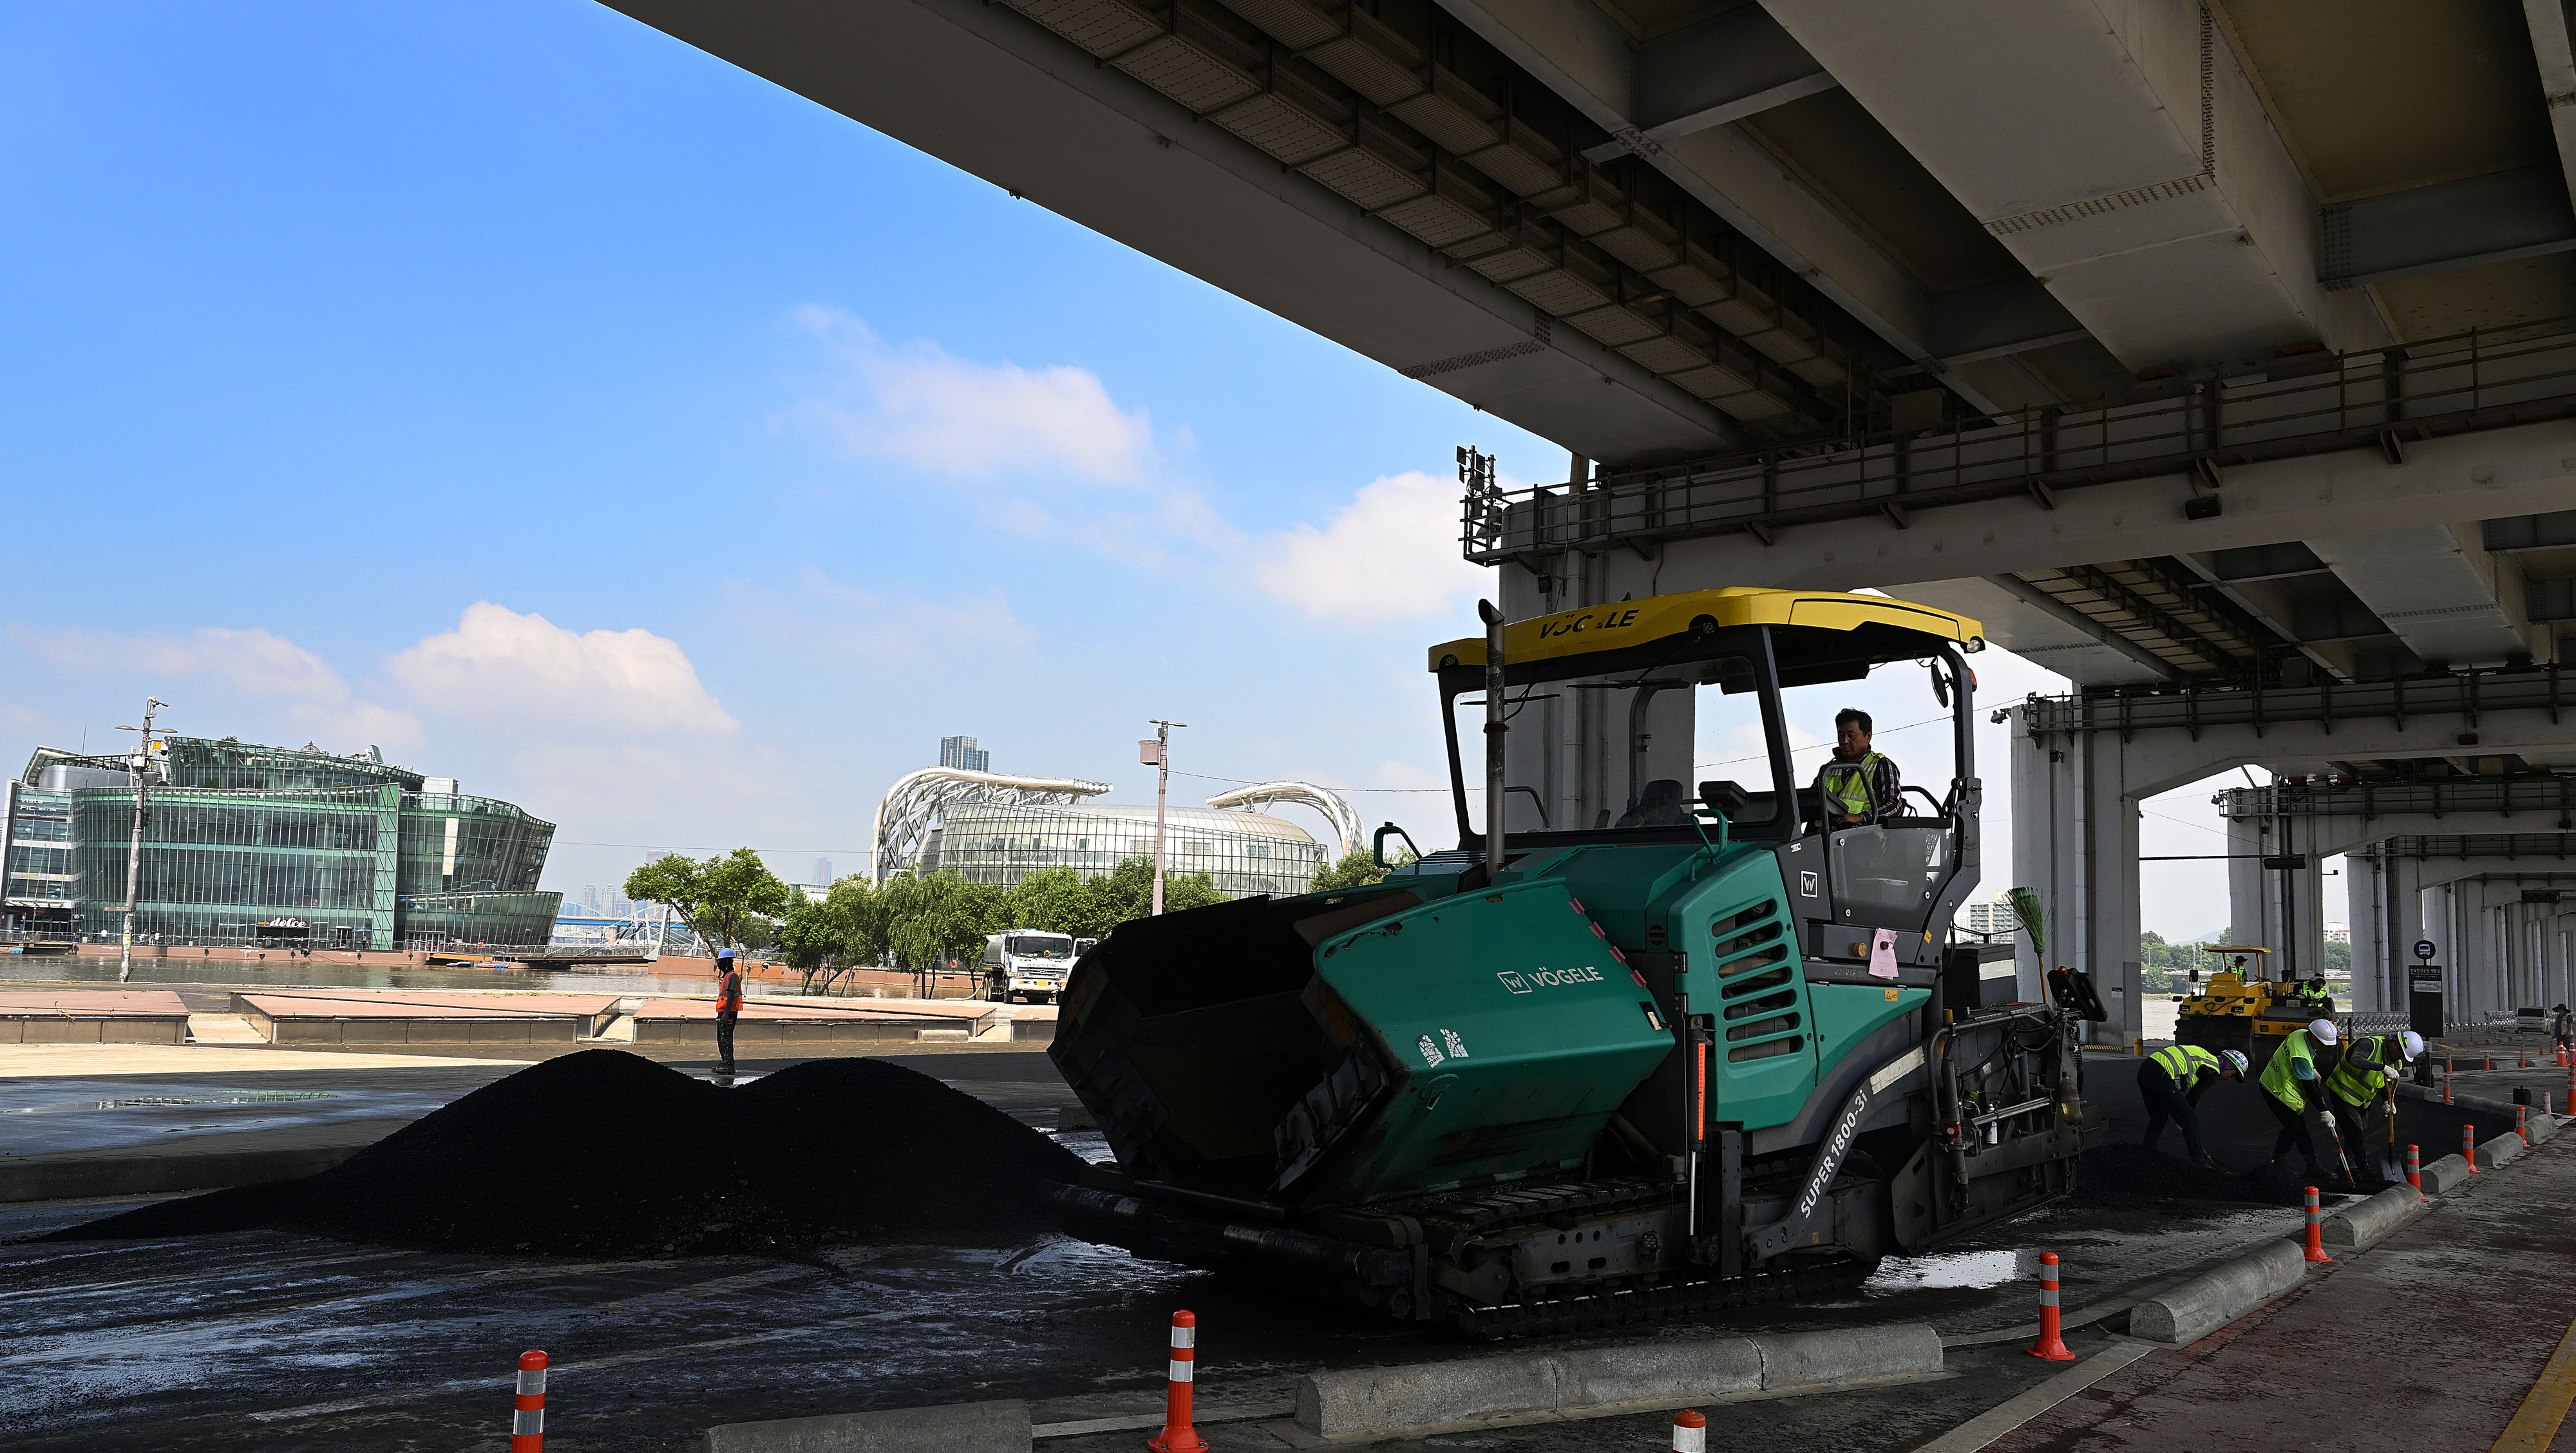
(983, 930), (1078, 1003)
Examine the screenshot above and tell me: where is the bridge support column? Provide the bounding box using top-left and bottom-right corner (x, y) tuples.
(2009, 715), (2140, 1047)
(2347, 861), (2384, 1013)
(1497, 551), (1694, 839)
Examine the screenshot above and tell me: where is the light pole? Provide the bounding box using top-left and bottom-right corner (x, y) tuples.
(1142, 720), (1186, 915)
(114, 699), (170, 984)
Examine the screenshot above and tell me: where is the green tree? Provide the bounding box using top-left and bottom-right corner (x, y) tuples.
(1004, 866), (1098, 937)
(828, 875), (889, 971)
(877, 869), (1008, 976)
(777, 895), (846, 982)
(1079, 855), (1223, 924)
(623, 848), (799, 953)
(1310, 846), (1414, 893)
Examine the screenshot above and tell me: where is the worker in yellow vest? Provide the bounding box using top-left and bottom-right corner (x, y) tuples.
(2257, 1018), (2340, 1182)
(2322, 1029), (2423, 1184)
(2137, 1043), (2249, 1169)
(1817, 708), (1900, 828)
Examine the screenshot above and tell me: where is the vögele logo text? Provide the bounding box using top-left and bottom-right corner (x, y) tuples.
(1499, 965), (1604, 994)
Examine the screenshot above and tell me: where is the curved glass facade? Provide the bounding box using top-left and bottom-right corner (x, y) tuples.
(924, 802), (1325, 898)
(5, 736), (558, 949)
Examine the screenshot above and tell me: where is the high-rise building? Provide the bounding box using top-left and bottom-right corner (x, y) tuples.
(813, 857), (834, 886)
(1958, 891), (2016, 939)
(940, 736), (990, 773)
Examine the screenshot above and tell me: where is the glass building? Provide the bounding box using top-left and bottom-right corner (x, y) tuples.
(3, 736), (560, 949)
(922, 801), (1326, 898)
(940, 736), (991, 772)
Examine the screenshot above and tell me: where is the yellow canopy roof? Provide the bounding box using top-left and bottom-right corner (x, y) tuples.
(1427, 586), (1983, 672)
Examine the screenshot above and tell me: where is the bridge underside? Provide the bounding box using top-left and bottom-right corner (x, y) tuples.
(611, 0), (2576, 690)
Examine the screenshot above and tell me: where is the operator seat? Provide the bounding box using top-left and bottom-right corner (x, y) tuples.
(1616, 779), (1690, 828)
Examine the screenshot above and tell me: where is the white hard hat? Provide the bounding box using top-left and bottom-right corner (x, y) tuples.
(2308, 1018), (2338, 1045)
(2399, 1030), (2425, 1059)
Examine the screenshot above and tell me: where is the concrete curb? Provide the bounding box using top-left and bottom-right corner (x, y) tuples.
(1291, 1325), (1942, 1438)
(706, 1398), (1030, 1453)
(2481, 1132), (2525, 1170)
(0, 1145), (364, 1204)
(2125, 1239), (2306, 1345)
(2421, 1152), (2476, 1193)
(2320, 1183), (2429, 1250)
(2398, 1083), (2523, 1119)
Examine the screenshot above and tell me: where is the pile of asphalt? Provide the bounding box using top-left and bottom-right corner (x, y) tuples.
(41, 1050), (1085, 1257)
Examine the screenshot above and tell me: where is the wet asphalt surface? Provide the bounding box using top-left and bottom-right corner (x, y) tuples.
(0, 1045), (2502, 1451)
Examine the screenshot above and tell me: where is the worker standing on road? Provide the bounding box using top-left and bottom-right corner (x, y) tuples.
(2553, 1004), (2572, 1052)
(2258, 1018), (2340, 1182)
(2322, 1029), (2423, 1183)
(2137, 1044), (2248, 1168)
(714, 947), (745, 1080)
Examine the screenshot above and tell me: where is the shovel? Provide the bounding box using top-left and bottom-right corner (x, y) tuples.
(2376, 1092), (2407, 1183)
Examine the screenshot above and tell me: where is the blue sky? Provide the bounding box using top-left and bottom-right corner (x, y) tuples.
(0, 2), (2249, 936)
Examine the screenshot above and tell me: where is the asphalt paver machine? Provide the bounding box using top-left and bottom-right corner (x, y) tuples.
(1044, 587), (2104, 1335)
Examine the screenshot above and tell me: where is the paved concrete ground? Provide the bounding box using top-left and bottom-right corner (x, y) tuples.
(1987, 1122), (2576, 1451)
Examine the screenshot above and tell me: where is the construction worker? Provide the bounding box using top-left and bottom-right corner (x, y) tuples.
(2322, 1029), (2424, 1183)
(714, 946), (745, 1079)
(1818, 708), (1900, 828)
(2257, 1017), (2340, 1182)
(2137, 1043), (2249, 1168)
(2295, 974), (2334, 1014)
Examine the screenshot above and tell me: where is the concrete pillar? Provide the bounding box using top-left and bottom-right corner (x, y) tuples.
(1498, 547), (1692, 838)
(2286, 857), (2326, 985)
(2008, 723), (2056, 1003)
(2385, 853), (2424, 1014)
(2346, 859), (2383, 1012)
(2007, 712), (2141, 1045)
(2434, 882), (2461, 1022)
(2079, 727), (2143, 1050)
(2226, 814), (2266, 950)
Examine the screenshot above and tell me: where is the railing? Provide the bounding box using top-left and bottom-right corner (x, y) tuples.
(2018, 665), (2571, 740)
(2219, 775), (2576, 824)
(1463, 314), (2576, 563)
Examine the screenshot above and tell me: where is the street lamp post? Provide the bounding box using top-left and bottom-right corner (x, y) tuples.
(114, 698), (170, 984)
(1142, 720), (1186, 915)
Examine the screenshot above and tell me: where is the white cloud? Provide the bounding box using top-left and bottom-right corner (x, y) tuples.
(6, 623), (421, 749)
(383, 603), (735, 736)
(789, 306), (1153, 484)
(1254, 471), (1487, 622)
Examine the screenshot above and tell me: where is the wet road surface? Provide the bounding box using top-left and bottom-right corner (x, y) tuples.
(0, 1048), (2423, 1450)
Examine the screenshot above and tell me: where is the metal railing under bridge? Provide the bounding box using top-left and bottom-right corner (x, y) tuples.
(1463, 313), (2576, 564)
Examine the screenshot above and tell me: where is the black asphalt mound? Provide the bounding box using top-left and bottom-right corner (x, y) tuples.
(43, 1050), (1085, 1257)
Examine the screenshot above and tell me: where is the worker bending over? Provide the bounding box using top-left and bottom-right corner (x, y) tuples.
(2258, 1018), (2341, 1183)
(2322, 1029), (2424, 1183)
(2137, 1044), (2248, 1168)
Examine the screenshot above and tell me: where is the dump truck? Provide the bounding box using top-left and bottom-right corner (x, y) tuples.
(1043, 587), (2104, 1336)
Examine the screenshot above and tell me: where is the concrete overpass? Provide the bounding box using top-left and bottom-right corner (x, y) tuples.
(605, 0), (2576, 1031)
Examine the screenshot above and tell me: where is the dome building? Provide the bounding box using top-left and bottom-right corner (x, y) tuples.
(922, 801), (1326, 899)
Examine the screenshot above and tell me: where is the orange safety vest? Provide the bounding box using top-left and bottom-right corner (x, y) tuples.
(715, 967), (744, 1013)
